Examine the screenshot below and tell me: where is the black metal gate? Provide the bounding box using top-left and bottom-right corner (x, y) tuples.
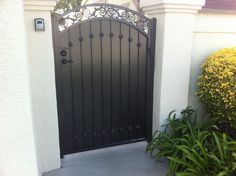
(52, 3), (156, 156)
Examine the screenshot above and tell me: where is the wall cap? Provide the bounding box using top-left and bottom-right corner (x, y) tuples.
(141, 0), (206, 14)
(24, 0), (58, 11)
(200, 8), (236, 14)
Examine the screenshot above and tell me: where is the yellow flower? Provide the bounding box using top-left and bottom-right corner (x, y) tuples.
(197, 47), (236, 125)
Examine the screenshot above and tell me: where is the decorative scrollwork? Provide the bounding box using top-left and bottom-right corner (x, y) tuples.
(57, 3), (151, 34)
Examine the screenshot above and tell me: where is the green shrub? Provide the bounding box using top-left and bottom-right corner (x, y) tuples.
(146, 107), (236, 176)
(197, 47), (236, 132)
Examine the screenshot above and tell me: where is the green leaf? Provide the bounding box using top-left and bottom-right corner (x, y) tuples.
(213, 132), (224, 160)
(216, 170), (228, 176)
(168, 156), (194, 169)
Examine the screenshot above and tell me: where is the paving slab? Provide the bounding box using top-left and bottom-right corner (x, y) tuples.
(43, 142), (168, 176)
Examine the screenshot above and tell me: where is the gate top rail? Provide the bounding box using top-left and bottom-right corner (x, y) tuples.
(56, 3), (151, 34)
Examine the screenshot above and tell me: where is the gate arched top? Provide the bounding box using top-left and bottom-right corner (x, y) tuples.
(56, 3), (152, 35)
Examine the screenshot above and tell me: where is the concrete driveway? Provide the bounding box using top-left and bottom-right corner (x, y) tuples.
(43, 142), (167, 176)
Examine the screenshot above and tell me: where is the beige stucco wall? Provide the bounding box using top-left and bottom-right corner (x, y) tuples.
(141, 0), (205, 131)
(189, 12), (236, 116)
(24, 10), (61, 173)
(24, 0), (61, 175)
(0, 0), (40, 176)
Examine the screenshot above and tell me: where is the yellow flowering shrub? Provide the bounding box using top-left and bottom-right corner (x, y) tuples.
(197, 47), (236, 128)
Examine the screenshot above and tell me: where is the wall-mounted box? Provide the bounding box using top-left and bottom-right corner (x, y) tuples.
(34, 18), (45, 31)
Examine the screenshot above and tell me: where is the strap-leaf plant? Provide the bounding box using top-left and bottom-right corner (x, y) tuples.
(146, 107), (236, 176)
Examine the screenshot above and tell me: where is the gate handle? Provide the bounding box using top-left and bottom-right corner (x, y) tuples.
(61, 58), (73, 64)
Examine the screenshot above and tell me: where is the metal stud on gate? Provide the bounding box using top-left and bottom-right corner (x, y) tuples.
(137, 42), (142, 47)
(73, 134), (78, 139)
(109, 32), (114, 38)
(79, 37), (84, 42)
(128, 37), (133, 42)
(119, 34), (123, 39)
(99, 32), (104, 38)
(89, 33), (94, 39)
(68, 41), (73, 47)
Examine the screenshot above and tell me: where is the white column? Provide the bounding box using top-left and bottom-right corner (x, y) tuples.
(141, 0), (205, 131)
(23, 0), (60, 173)
(0, 0), (39, 176)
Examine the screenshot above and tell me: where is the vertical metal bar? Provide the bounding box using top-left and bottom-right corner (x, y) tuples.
(136, 32), (140, 138)
(110, 21), (113, 142)
(99, 20), (104, 144)
(146, 18), (156, 141)
(89, 21), (95, 146)
(68, 29), (76, 149)
(128, 26), (131, 139)
(119, 22), (122, 141)
(144, 35), (149, 139)
(79, 24), (85, 147)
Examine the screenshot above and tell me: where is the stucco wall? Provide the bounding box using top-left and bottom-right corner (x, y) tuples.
(24, 10), (61, 173)
(0, 0), (39, 176)
(189, 12), (236, 116)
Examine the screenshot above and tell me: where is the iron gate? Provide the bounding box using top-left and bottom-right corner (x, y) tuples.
(52, 3), (156, 156)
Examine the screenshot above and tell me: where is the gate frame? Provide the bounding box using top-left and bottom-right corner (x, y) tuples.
(52, 3), (156, 157)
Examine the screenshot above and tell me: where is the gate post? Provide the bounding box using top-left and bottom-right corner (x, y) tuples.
(23, 0), (60, 173)
(140, 0), (205, 132)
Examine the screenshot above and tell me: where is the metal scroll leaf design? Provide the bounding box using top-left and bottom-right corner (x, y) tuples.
(58, 4), (150, 34)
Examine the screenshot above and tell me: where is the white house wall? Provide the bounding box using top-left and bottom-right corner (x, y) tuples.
(24, 9), (61, 174)
(0, 0), (40, 176)
(141, 0), (205, 132)
(189, 12), (236, 116)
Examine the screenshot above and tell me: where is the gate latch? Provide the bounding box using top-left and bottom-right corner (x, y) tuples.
(61, 58), (74, 64)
